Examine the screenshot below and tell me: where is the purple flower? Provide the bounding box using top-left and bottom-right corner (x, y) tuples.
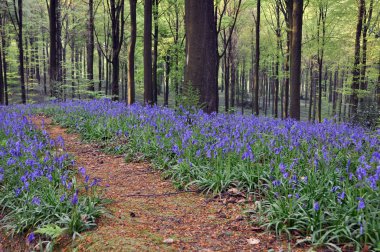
(79, 167), (86, 176)
(313, 201), (320, 211)
(60, 194), (66, 202)
(357, 197), (365, 210)
(31, 196), (41, 206)
(71, 191), (79, 205)
(272, 180), (281, 187)
(27, 232), (35, 243)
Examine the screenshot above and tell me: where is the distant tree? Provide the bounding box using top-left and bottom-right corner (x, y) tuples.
(184, 0), (218, 113)
(289, 0), (303, 120)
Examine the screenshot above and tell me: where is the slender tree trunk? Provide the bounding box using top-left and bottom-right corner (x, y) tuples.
(0, 14), (4, 105)
(0, 37), (3, 105)
(87, 0), (95, 92)
(308, 60), (313, 121)
(360, 0), (373, 96)
(152, 0), (159, 103)
(164, 54), (170, 106)
(42, 34), (47, 96)
(98, 46), (102, 91)
(289, 0), (303, 120)
(254, 0), (260, 115)
(274, 1), (281, 118)
(1, 16), (8, 105)
(71, 28), (75, 99)
(351, 0), (365, 118)
(224, 47), (230, 111)
(16, 0), (26, 104)
(128, 0), (137, 104)
(144, 0), (153, 104)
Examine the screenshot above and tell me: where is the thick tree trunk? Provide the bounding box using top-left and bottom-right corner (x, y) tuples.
(49, 0), (62, 98)
(289, 0), (303, 120)
(351, 0), (365, 118)
(184, 0), (218, 113)
(110, 0), (125, 101)
(128, 0), (137, 105)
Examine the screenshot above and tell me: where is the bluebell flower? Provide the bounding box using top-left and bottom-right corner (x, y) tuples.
(27, 232), (35, 243)
(313, 201), (320, 211)
(31, 196), (41, 206)
(357, 197), (365, 210)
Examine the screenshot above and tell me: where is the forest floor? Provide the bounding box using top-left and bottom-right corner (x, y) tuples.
(15, 116), (312, 251)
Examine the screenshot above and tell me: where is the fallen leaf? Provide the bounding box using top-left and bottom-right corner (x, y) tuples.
(247, 238), (260, 245)
(163, 238), (174, 244)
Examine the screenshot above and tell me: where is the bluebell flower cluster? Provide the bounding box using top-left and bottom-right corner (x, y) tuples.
(32, 99), (380, 248)
(0, 107), (104, 245)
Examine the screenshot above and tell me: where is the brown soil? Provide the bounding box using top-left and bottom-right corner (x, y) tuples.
(2, 116), (311, 252)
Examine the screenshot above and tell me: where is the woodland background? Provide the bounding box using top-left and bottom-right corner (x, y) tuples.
(0, 0), (379, 126)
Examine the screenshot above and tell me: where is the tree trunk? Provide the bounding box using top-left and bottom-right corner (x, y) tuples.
(110, 0), (125, 101)
(49, 0), (62, 98)
(16, 0), (26, 104)
(128, 0), (137, 105)
(98, 46), (102, 91)
(184, 0), (218, 113)
(152, 0), (159, 103)
(224, 48), (230, 112)
(164, 54), (170, 106)
(0, 14), (4, 105)
(289, 0), (303, 120)
(87, 0), (95, 92)
(1, 15), (8, 105)
(144, 0), (153, 104)
(254, 0), (260, 115)
(360, 0), (373, 95)
(351, 0), (365, 118)
(274, 1), (281, 118)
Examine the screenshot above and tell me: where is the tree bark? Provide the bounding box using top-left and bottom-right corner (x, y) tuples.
(351, 0), (365, 118)
(87, 0), (95, 92)
(49, 0), (62, 98)
(254, 0), (260, 115)
(144, 0), (153, 104)
(360, 0), (373, 95)
(128, 0), (137, 105)
(152, 0), (159, 103)
(289, 0), (303, 120)
(184, 0), (218, 113)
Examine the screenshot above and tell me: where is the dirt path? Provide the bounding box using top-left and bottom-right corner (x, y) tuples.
(32, 116), (300, 252)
